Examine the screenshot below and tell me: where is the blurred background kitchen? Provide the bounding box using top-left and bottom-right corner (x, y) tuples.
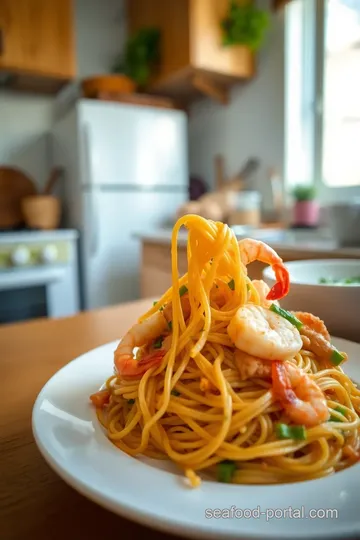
(0, 0), (359, 325)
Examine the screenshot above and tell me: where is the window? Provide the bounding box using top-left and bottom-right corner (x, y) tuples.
(285, 0), (360, 193)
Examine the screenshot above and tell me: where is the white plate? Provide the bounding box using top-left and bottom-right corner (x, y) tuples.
(32, 337), (360, 540)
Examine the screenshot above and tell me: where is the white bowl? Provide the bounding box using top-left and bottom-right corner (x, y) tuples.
(263, 259), (360, 341)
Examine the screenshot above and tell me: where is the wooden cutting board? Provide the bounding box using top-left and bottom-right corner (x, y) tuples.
(0, 167), (37, 228)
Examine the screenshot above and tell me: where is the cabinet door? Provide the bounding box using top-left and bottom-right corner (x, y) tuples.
(0, 0), (75, 78)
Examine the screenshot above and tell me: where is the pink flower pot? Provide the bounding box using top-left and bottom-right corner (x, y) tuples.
(293, 201), (319, 227)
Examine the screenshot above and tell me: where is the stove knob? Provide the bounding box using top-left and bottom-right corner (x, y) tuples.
(41, 244), (58, 263)
(11, 246), (30, 266)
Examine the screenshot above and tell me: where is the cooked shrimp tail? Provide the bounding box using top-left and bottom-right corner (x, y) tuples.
(114, 311), (168, 377)
(266, 263), (290, 301)
(238, 239), (289, 301)
(114, 296), (191, 378)
(250, 280), (279, 308)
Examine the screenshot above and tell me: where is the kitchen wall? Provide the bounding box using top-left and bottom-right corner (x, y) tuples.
(0, 0), (126, 190)
(188, 2), (285, 213)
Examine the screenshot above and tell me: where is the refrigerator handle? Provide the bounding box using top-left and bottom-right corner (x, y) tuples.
(82, 123), (100, 258)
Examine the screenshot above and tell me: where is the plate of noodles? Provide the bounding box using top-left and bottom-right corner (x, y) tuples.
(33, 215), (360, 540)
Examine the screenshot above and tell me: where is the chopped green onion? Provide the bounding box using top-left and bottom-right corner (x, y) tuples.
(168, 321), (173, 331)
(217, 460), (237, 483)
(153, 301), (157, 306)
(228, 279), (235, 291)
(335, 405), (347, 416)
(270, 304), (303, 330)
(276, 423), (307, 441)
(246, 283), (251, 291)
(179, 285), (188, 297)
(329, 406), (347, 422)
(127, 399), (135, 405)
(330, 349), (345, 366)
(153, 336), (164, 349)
(171, 390), (180, 397)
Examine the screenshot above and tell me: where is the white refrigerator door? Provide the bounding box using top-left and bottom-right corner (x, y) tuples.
(82, 190), (186, 310)
(79, 100), (188, 188)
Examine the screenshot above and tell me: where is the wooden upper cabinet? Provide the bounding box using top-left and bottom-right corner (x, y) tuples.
(0, 0), (75, 82)
(128, 0), (255, 103)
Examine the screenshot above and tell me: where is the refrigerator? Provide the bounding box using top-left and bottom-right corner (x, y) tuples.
(52, 99), (188, 310)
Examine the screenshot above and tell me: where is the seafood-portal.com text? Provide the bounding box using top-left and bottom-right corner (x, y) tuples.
(205, 506), (338, 521)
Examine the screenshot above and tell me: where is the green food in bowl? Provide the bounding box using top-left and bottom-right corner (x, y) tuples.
(319, 277), (360, 285)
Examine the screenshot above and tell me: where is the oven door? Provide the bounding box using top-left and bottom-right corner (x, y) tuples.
(0, 266), (76, 324)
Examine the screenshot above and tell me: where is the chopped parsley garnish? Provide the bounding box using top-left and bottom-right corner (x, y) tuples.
(153, 336), (164, 349)
(179, 285), (188, 297)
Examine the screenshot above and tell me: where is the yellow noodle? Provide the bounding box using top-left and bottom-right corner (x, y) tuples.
(92, 215), (360, 486)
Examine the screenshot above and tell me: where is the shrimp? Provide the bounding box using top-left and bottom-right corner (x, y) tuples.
(249, 279), (279, 309)
(227, 304), (302, 361)
(234, 349), (272, 381)
(272, 361), (329, 426)
(114, 296), (191, 378)
(238, 238), (290, 301)
(114, 311), (168, 377)
(294, 311), (330, 341)
(293, 311), (348, 367)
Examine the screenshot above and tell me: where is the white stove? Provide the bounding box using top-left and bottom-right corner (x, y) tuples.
(0, 230), (80, 324)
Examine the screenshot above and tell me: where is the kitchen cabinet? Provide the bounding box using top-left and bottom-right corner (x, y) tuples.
(128, 0), (255, 104)
(0, 0), (75, 92)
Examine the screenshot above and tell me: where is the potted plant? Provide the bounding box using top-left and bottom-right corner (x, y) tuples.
(113, 27), (161, 89)
(221, 0), (270, 51)
(292, 185), (319, 227)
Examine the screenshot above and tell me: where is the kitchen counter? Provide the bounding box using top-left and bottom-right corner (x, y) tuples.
(0, 229), (79, 243)
(135, 228), (360, 257)
(0, 299), (176, 540)
(136, 228), (360, 298)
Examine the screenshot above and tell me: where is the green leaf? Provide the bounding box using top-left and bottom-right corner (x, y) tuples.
(221, 2), (269, 52)
(292, 184), (316, 202)
(228, 279), (235, 291)
(114, 27), (161, 87)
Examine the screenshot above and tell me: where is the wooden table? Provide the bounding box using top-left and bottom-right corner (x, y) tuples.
(0, 299), (176, 540)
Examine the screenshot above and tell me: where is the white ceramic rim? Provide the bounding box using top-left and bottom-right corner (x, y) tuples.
(32, 338), (360, 540)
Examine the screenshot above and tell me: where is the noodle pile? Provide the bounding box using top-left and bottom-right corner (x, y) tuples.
(93, 215), (360, 486)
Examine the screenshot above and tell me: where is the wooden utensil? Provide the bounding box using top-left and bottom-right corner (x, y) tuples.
(43, 167), (63, 195)
(214, 154), (225, 191)
(0, 167), (37, 228)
